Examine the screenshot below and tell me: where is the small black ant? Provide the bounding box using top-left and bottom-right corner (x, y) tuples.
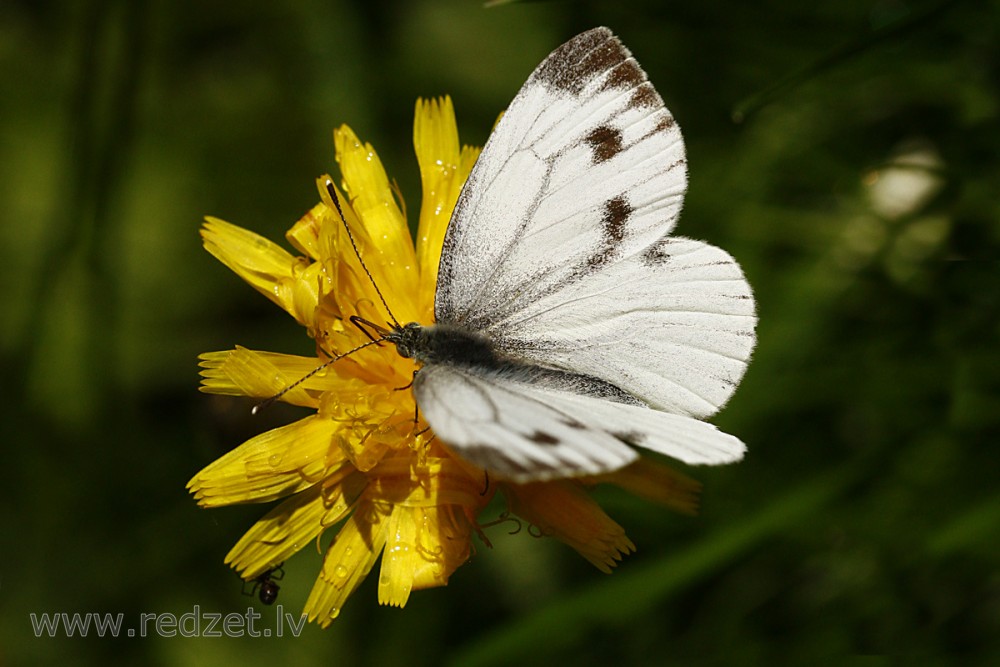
(242, 564), (284, 605)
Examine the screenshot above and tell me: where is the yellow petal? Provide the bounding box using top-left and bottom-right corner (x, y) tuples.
(408, 505), (474, 590)
(285, 203), (326, 260)
(583, 459), (702, 516)
(304, 500), (391, 627)
(198, 347), (324, 407)
(333, 126), (407, 248)
(413, 97), (481, 319)
(201, 217), (319, 326)
(333, 126), (421, 324)
(374, 505), (473, 605)
(226, 466), (368, 578)
(506, 481), (635, 573)
(372, 456), (485, 606)
(377, 505), (420, 607)
(187, 414), (341, 506)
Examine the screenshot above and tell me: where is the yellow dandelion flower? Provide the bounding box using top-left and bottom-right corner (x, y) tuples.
(190, 97), (700, 626)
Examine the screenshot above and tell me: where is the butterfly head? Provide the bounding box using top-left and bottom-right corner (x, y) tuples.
(385, 322), (425, 360)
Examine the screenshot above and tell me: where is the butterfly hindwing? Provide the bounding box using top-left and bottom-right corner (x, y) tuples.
(488, 236), (756, 419)
(414, 364), (638, 481)
(414, 364), (746, 483)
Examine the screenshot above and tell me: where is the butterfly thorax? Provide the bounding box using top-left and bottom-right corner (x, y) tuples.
(388, 322), (501, 368)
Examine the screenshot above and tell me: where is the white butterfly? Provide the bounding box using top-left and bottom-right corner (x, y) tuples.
(368, 27), (756, 483)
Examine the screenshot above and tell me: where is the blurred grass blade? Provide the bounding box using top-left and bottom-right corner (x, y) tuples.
(927, 493), (1000, 557)
(450, 467), (858, 667)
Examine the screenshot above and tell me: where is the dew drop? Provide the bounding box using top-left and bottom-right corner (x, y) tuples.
(334, 565), (348, 579)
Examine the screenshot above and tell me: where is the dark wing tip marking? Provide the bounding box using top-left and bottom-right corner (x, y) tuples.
(655, 114), (676, 133)
(629, 82), (662, 110)
(534, 28), (625, 95)
(602, 58), (645, 92)
(585, 125), (624, 164)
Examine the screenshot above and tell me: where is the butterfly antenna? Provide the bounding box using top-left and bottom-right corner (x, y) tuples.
(324, 178), (402, 329)
(251, 338), (384, 415)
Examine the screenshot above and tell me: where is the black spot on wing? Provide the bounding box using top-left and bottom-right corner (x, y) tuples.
(534, 28), (626, 96)
(717, 375), (738, 389)
(585, 125), (624, 164)
(529, 431), (560, 445)
(587, 196), (633, 270)
(642, 235), (675, 266)
(614, 430), (647, 445)
(603, 197), (631, 244)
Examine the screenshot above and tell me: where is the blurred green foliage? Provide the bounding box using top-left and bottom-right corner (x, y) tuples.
(2, 0), (998, 665)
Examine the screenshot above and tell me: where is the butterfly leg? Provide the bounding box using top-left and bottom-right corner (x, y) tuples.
(478, 511), (523, 536)
(394, 370), (417, 392)
(394, 369), (429, 429)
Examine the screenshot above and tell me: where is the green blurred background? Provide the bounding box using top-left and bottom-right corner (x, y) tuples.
(3, 0), (998, 664)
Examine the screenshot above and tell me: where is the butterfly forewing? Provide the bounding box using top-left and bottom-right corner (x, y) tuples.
(435, 27), (687, 331)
